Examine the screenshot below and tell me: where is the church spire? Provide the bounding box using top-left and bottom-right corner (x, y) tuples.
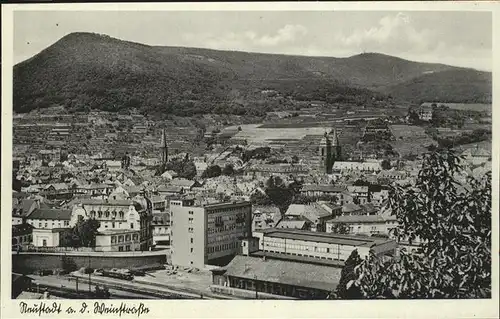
(160, 129), (168, 165)
(331, 127), (339, 146)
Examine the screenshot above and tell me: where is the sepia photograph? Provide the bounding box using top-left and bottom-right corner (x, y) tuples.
(2, 4), (497, 311)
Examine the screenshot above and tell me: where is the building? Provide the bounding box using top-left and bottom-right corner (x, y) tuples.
(417, 105), (433, 121)
(332, 161), (382, 173)
(12, 199), (38, 225)
(105, 160), (122, 172)
(299, 184), (345, 198)
(12, 223), (34, 251)
(252, 206), (282, 232)
(211, 255), (341, 299)
(170, 199), (252, 269)
(245, 163), (309, 179)
(152, 212), (171, 247)
(284, 203), (334, 232)
(32, 228), (67, 247)
(254, 228), (397, 262)
(70, 196), (153, 251)
(325, 214), (397, 235)
(26, 208), (72, 229)
(318, 127), (341, 174)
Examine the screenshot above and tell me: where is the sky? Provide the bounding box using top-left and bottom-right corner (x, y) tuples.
(13, 11), (492, 71)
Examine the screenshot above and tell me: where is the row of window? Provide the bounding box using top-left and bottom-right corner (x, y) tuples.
(31, 220), (70, 228)
(206, 241), (238, 253)
(111, 233), (139, 243)
(90, 210), (125, 219)
(207, 224), (245, 234)
(265, 242), (334, 253)
(265, 250), (345, 261)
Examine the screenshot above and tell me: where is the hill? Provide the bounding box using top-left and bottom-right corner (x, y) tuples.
(13, 32), (491, 116)
(383, 69), (492, 104)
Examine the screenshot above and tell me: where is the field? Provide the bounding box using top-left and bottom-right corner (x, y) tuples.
(389, 125), (436, 157)
(436, 103), (491, 113)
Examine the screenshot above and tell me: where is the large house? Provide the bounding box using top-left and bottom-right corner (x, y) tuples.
(70, 197), (153, 251)
(26, 207), (72, 229)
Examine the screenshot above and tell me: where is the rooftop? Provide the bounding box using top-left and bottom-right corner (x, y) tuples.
(27, 208), (72, 220)
(204, 201), (251, 209)
(221, 255), (341, 292)
(262, 228), (388, 247)
(79, 199), (134, 206)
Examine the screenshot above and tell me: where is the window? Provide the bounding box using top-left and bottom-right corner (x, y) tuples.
(111, 236), (116, 243)
(44, 223), (48, 228)
(126, 234), (131, 241)
(112, 222), (115, 228)
(105, 211), (110, 218)
(189, 218), (193, 224)
(118, 246), (124, 252)
(188, 227), (194, 233)
(42, 239), (47, 247)
(118, 236), (124, 243)
(130, 223), (134, 229)
(126, 245), (131, 251)
(190, 238), (194, 244)
(189, 211), (193, 215)
(190, 248), (194, 253)
(38, 222), (42, 228)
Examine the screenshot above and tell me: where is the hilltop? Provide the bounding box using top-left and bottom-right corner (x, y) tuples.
(13, 32), (492, 116)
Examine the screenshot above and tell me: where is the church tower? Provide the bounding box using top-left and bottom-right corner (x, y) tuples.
(318, 127), (341, 174)
(160, 129), (168, 166)
(330, 127), (341, 163)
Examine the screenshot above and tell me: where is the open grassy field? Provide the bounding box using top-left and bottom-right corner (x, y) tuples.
(441, 103), (491, 112)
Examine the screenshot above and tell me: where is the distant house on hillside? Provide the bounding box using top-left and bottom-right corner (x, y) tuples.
(417, 104), (434, 121)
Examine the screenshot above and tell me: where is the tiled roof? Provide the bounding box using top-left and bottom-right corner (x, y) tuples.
(222, 255), (341, 292)
(275, 219), (307, 229)
(342, 203), (362, 213)
(79, 199), (134, 206)
(28, 208), (72, 220)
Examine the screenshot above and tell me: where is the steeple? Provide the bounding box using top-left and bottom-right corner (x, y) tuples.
(160, 128), (168, 165)
(331, 127), (339, 146)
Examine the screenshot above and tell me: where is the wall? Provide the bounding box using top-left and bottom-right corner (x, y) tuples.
(12, 252), (166, 274)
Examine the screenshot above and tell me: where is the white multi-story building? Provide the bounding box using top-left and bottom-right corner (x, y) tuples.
(170, 199), (252, 269)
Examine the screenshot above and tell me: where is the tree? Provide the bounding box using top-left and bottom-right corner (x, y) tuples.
(381, 159), (391, 170)
(250, 191), (273, 206)
(222, 164), (235, 176)
(334, 250), (363, 299)
(265, 176), (297, 214)
(201, 165), (222, 178)
(181, 161), (197, 180)
(63, 218), (100, 248)
(348, 149), (491, 299)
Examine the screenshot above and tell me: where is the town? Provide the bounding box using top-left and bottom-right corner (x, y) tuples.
(11, 100), (492, 300)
